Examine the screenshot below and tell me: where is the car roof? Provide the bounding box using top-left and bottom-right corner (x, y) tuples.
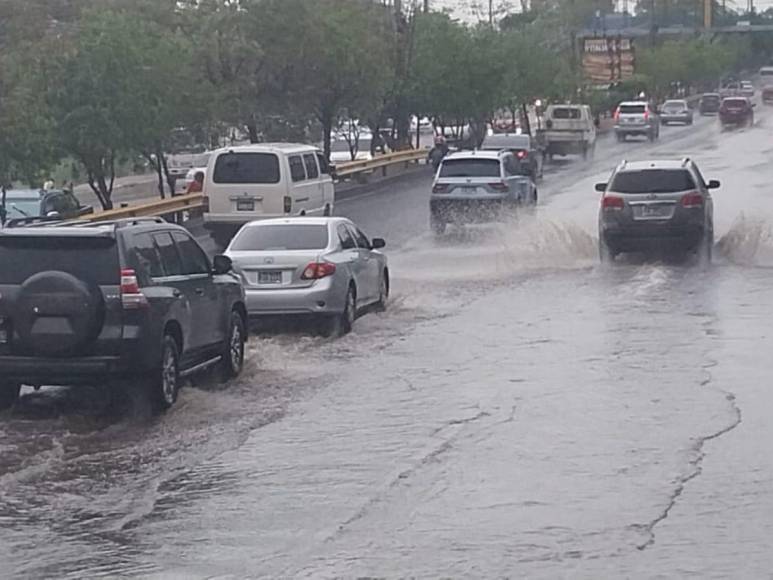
(444, 150), (504, 161)
(663, 99), (687, 104)
(481, 133), (530, 147)
(619, 101), (648, 106)
(702, 93), (720, 97)
(242, 217), (349, 228)
(616, 159), (692, 172)
(212, 143), (320, 156)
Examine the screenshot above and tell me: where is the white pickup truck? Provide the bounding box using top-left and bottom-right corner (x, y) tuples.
(541, 104), (597, 161)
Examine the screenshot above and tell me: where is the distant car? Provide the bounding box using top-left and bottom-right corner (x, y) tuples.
(329, 139), (373, 164)
(719, 97), (754, 128)
(614, 101), (660, 142)
(542, 104), (597, 160)
(720, 82), (741, 98)
(740, 81), (755, 98)
(226, 217), (388, 336)
(480, 133), (544, 179)
(0, 189), (92, 226)
(699, 93), (722, 115)
(659, 100), (693, 125)
(430, 150), (537, 235)
(596, 158), (719, 264)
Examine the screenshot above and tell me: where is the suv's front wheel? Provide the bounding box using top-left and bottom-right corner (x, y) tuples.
(149, 335), (181, 412)
(220, 311), (246, 380)
(0, 382), (21, 411)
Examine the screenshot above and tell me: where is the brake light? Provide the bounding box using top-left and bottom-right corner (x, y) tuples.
(681, 191), (703, 208)
(516, 150), (527, 159)
(301, 262), (337, 280)
(432, 183), (449, 194)
(488, 182), (508, 192)
(120, 268), (148, 309)
(602, 195), (624, 210)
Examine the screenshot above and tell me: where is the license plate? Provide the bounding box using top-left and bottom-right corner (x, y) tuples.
(461, 187), (477, 194)
(637, 204), (671, 218)
(258, 271), (282, 284)
(236, 199), (255, 211)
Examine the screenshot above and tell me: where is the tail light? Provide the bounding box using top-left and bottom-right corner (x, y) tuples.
(516, 150), (527, 159)
(301, 261), (337, 280)
(283, 196), (292, 213)
(488, 182), (508, 192)
(432, 183), (449, 194)
(120, 268), (148, 309)
(681, 192), (703, 208)
(602, 195), (624, 210)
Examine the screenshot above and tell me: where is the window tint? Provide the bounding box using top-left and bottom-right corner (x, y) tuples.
(230, 224), (329, 251)
(0, 236), (119, 285)
(338, 224), (356, 250)
(133, 233), (164, 279)
(303, 154), (319, 179)
(439, 159), (501, 178)
(289, 155), (306, 182)
(153, 232), (184, 276)
(212, 152), (280, 184)
(172, 232), (210, 275)
(619, 104), (646, 114)
(610, 169), (696, 194)
(350, 226), (371, 249)
(316, 153), (330, 175)
(552, 107), (581, 119)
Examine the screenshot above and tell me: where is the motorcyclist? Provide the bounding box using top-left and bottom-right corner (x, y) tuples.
(428, 135), (449, 172)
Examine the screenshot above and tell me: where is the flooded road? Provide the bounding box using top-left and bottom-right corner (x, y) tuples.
(4, 111), (773, 578)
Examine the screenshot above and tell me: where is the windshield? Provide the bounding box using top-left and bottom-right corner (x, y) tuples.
(551, 108), (581, 119)
(610, 169), (696, 194)
(439, 158), (501, 178)
(619, 104), (646, 114)
(230, 224), (329, 251)
(2, 198), (41, 219)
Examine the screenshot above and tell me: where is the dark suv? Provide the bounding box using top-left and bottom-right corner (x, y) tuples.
(0, 217), (247, 412)
(719, 97), (754, 128)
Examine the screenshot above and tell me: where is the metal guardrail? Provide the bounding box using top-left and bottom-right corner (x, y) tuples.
(80, 149), (429, 223)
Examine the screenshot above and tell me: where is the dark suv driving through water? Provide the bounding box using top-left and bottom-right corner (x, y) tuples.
(597, 159), (719, 263)
(0, 217), (247, 412)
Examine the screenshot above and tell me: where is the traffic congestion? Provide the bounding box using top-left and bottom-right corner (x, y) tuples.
(4, 44), (773, 578)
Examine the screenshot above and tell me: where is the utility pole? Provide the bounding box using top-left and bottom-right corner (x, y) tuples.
(424, 0), (429, 13)
(704, 0), (712, 28)
(489, 0), (494, 27)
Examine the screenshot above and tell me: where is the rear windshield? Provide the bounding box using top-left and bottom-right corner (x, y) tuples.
(213, 152), (280, 184)
(663, 102), (686, 111)
(551, 108), (581, 119)
(0, 236), (119, 285)
(481, 135), (530, 150)
(610, 169), (696, 194)
(619, 104), (646, 114)
(230, 225), (329, 251)
(702, 95), (720, 102)
(723, 99), (747, 108)
(761, 69), (773, 77)
(439, 159), (501, 178)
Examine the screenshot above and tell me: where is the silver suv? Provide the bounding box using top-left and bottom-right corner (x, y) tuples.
(614, 101), (660, 142)
(596, 159), (720, 263)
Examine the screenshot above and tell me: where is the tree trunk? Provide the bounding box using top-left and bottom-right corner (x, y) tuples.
(146, 151), (165, 199)
(416, 118), (421, 149)
(160, 150), (175, 196)
(321, 115), (333, 162)
(247, 122), (259, 144)
(85, 165), (112, 210)
(521, 102), (532, 136)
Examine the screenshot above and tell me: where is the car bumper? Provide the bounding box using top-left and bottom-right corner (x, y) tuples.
(661, 115), (691, 123)
(720, 115), (750, 124)
(0, 355), (140, 386)
(614, 125), (654, 135)
(602, 224), (704, 253)
(430, 197), (519, 223)
(244, 277), (346, 316)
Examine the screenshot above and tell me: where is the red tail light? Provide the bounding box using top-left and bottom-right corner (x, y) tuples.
(602, 195), (624, 210)
(488, 182), (508, 192)
(681, 191), (703, 208)
(301, 262), (337, 280)
(120, 268), (148, 309)
(516, 150), (527, 159)
(432, 183), (449, 194)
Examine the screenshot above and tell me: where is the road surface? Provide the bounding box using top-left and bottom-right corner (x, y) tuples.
(3, 110), (773, 578)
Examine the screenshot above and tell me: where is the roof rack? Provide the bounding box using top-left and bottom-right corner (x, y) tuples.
(4, 215), (67, 228)
(78, 216), (168, 229)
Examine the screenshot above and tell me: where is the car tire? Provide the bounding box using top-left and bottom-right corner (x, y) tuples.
(430, 214), (446, 236)
(0, 382), (21, 411)
(599, 239), (616, 263)
(149, 334), (181, 412)
(322, 284), (357, 337)
(220, 310), (246, 380)
(375, 270), (389, 311)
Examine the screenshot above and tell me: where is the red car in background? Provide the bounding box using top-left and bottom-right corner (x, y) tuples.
(719, 97), (754, 128)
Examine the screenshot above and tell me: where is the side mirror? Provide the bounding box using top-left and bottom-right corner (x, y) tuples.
(371, 237), (386, 249)
(212, 254), (233, 275)
(707, 179), (720, 189)
(595, 182), (607, 192)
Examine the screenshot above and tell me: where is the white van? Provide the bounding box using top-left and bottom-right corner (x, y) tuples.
(203, 143), (335, 248)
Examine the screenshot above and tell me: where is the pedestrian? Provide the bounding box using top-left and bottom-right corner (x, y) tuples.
(428, 136), (449, 172)
(42, 177), (55, 191)
(186, 171), (205, 194)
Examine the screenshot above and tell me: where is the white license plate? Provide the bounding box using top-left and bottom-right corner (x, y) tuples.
(461, 187), (477, 194)
(236, 199), (255, 211)
(258, 271), (282, 284)
(638, 205), (671, 218)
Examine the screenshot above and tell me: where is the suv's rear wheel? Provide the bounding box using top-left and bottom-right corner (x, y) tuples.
(220, 311), (246, 380)
(150, 335), (180, 412)
(599, 239), (616, 263)
(0, 382), (21, 411)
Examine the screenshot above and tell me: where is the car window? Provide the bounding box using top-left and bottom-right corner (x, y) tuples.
(551, 107), (581, 119)
(289, 155), (306, 182)
(133, 232), (164, 279)
(303, 154), (319, 179)
(503, 155), (520, 177)
(349, 226), (371, 250)
(153, 232), (184, 276)
(230, 224), (329, 251)
(619, 104), (646, 114)
(4, 198), (41, 219)
(316, 152), (330, 175)
(212, 152), (280, 184)
(610, 169), (696, 194)
(439, 158), (501, 178)
(172, 231), (210, 275)
(338, 224), (356, 250)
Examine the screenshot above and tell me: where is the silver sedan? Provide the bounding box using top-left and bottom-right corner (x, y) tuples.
(225, 217), (389, 335)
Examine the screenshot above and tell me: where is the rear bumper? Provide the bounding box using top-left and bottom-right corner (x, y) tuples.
(661, 115), (691, 123)
(602, 224), (704, 253)
(244, 277), (346, 316)
(430, 197), (518, 223)
(0, 355), (142, 386)
(615, 124), (654, 135)
(720, 114), (751, 124)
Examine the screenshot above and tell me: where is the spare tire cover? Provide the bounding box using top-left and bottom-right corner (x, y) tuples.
(14, 271), (104, 356)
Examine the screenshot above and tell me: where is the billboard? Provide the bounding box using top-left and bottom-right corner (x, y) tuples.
(582, 37), (635, 84)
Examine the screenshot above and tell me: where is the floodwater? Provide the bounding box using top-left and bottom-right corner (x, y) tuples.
(3, 109), (773, 578)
